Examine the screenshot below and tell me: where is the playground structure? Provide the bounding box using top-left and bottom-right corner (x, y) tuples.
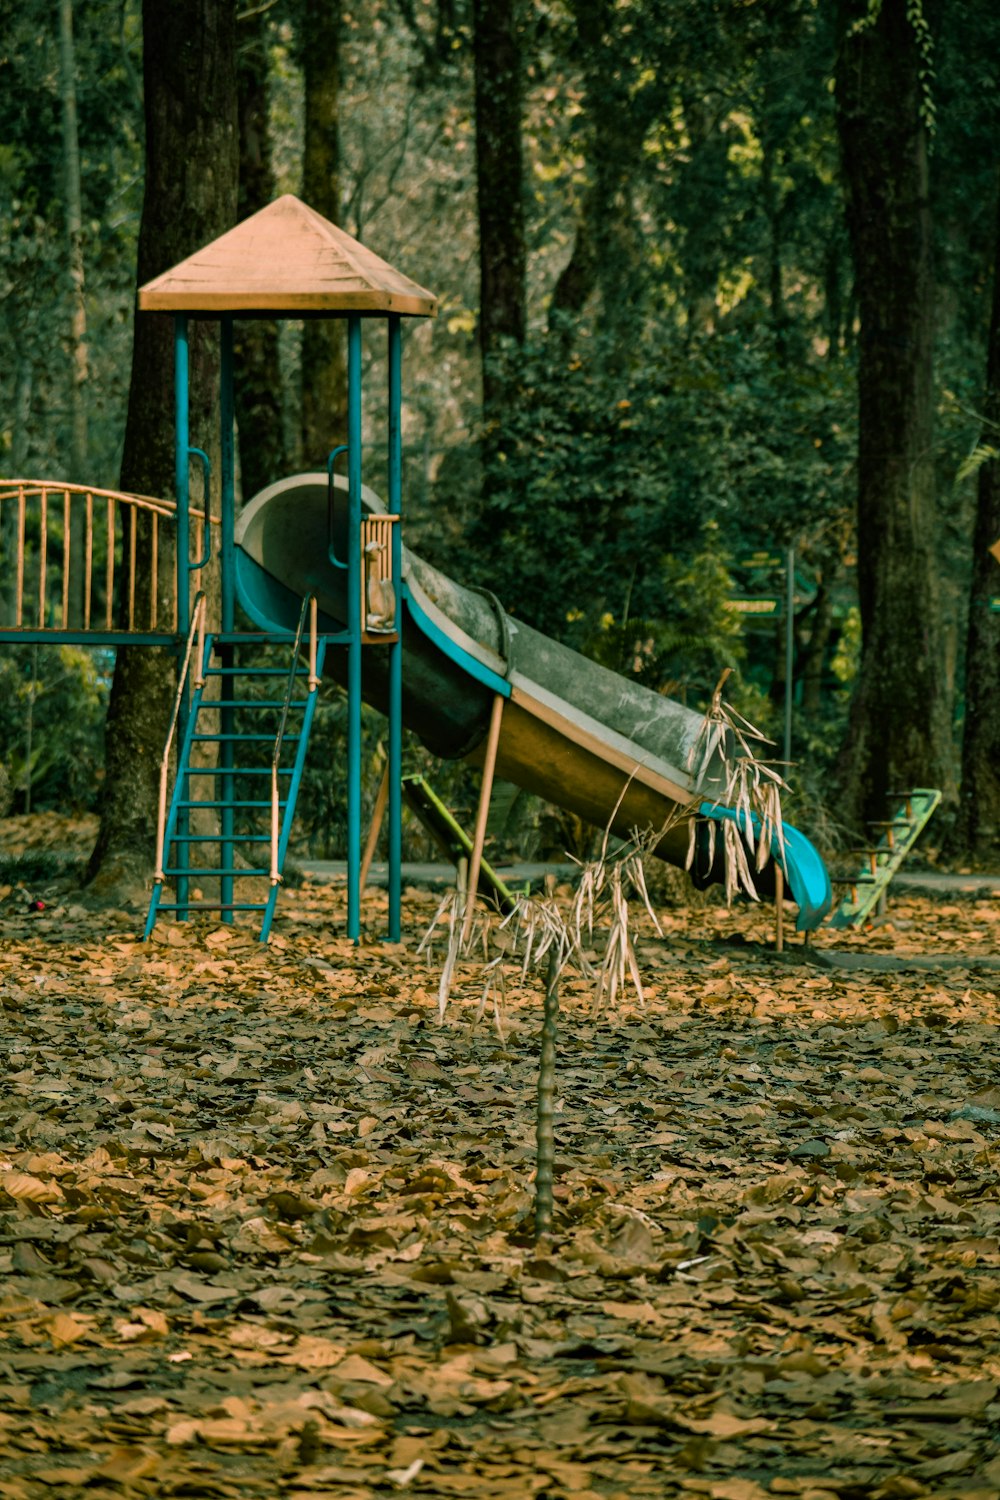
(0, 194), (839, 942)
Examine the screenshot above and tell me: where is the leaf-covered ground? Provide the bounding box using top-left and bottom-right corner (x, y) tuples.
(1, 831), (1000, 1499)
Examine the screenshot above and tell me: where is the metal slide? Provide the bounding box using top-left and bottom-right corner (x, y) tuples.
(234, 474), (832, 931)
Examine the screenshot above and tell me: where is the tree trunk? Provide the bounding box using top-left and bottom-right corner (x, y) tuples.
(87, 0), (238, 899)
(760, 121), (788, 364)
(300, 0), (347, 465)
(235, 1), (286, 501)
(472, 0), (526, 421)
(956, 179), (1000, 858)
(833, 0), (953, 831)
(548, 0), (646, 339)
(57, 0), (88, 625)
(798, 577), (835, 718)
(0, 362), (32, 626)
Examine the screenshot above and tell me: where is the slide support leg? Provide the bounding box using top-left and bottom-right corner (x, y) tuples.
(360, 763), (390, 898)
(346, 314), (363, 942)
(387, 314), (403, 942)
(462, 693), (504, 945)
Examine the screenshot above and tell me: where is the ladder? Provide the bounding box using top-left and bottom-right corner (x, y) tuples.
(829, 788), (941, 929)
(145, 598), (326, 942)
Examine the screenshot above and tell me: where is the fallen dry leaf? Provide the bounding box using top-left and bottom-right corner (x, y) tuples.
(1, 835), (1000, 1498)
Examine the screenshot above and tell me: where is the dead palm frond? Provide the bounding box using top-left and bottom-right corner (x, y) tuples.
(571, 823), (666, 1011)
(686, 668), (788, 906)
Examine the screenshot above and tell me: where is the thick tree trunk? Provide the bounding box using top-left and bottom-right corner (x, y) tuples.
(87, 0), (238, 898)
(760, 122), (788, 364)
(300, 0), (347, 464)
(548, 0), (645, 338)
(956, 181), (1000, 858)
(798, 578), (835, 718)
(235, 2), (286, 501)
(833, 0), (953, 831)
(58, 0), (88, 624)
(472, 0), (526, 420)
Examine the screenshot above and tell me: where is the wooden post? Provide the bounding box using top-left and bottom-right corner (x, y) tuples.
(360, 763), (390, 897)
(462, 694), (504, 945)
(775, 861), (785, 954)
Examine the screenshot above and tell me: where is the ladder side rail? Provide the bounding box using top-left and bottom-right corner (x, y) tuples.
(276, 638), (326, 873)
(262, 638), (328, 943)
(270, 595), (313, 885)
(154, 592), (207, 881)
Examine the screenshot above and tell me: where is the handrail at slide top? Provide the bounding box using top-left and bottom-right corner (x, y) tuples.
(271, 595), (316, 885)
(154, 592), (208, 883)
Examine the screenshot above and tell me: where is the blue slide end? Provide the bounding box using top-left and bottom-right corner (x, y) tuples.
(699, 802), (833, 932)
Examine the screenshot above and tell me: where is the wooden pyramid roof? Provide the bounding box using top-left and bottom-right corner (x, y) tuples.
(138, 195), (438, 316)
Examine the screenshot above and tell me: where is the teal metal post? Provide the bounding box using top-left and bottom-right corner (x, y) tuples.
(220, 316), (236, 920)
(387, 315), (403, 942)
(220, 316), (236, 636)
(174, 316), (191, 918)
(347, 315), (363, 941)
(175, 316), (191, 629)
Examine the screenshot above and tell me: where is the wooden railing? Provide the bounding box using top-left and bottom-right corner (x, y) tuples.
(0, 479), (216, 634)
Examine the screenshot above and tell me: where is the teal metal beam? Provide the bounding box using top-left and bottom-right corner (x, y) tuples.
(0, 630), (181, 647)
(220, 316), (236, 637)
(175, 316), (190, 628)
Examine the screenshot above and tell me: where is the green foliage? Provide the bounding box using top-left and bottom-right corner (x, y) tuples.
(848, 0), (936, 135)
(0, 0), (141, 481)
(451, 324), (855, 718)
(0, 0), (995, 848)
(0, 644), (109, 812)
(586, 534), (743, 697)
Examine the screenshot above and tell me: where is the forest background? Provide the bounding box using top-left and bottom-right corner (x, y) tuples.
(1, 0), (999, 882)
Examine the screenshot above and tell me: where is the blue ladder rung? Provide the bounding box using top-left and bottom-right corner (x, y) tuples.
(176, 799), (286, 809)
(197, 701), (307, 710)
(212, 632), (297, 644)
(155, 901), (270, 913)
(186, 768), (294, 777)
(191, 733), (301, 743)
(203, 666), (311, 677)
(165, 867), (271, 878)
(169, 833), (268, 843)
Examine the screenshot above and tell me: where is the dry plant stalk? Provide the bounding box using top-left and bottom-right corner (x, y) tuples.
(419, 672), (790, 1244)
(422, 671), (787, 1023)
(416, 887), (491, 1024)
(571, 822), (666, 1012)
(686, 667), (787, 906)
(534, 944), (561, 1242)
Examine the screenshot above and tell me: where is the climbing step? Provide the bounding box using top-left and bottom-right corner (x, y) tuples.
(828, 788), (941, 929)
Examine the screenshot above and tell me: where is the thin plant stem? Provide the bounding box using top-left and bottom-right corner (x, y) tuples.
(534, 943), (560, 1243)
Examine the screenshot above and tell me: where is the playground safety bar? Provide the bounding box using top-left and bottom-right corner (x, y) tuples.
(154, 592), (208, 883)
(0, 479), (218, 635)
(270, 594), (317, 885)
